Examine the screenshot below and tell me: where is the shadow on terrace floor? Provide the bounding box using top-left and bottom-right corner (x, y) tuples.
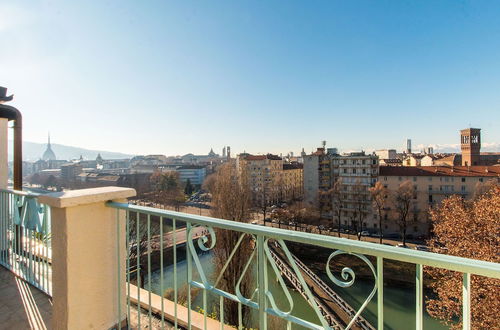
(0, 266), (52, 329)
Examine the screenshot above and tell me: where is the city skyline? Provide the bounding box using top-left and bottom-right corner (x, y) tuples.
(2, 1), (500, 155)
(10, 131), (500, 161)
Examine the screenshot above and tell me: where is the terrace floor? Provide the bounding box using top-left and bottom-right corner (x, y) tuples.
(0, 266), (52, 330)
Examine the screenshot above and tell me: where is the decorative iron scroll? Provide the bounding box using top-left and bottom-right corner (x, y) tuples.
(326, 251), (377, 330)
(186, 224), (377, 330)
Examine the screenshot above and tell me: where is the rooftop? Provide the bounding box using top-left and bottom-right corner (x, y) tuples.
(380, 165), (500, 177)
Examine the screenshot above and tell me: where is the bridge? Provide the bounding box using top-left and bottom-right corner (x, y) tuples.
(270, 244), (375, 330)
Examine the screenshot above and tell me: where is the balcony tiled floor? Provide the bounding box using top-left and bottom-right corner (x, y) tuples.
(0, 266), (52, 330)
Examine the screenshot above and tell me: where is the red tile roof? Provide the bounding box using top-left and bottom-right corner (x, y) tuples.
(243, 154), (282, 161)
(379, 166), (500, 177)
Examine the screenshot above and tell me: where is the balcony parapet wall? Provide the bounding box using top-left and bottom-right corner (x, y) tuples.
(39, 186), (136, 330)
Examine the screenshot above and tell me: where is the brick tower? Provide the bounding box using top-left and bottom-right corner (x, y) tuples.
(460, 128), (481, 166)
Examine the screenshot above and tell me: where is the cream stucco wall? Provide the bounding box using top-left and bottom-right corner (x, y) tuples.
(40, 187), (136, 330)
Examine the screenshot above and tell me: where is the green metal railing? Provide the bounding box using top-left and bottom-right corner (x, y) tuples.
(0, 189), (52, 296)
(108, 202), (500, 330)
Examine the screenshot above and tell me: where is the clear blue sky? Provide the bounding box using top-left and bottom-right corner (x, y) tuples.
(1, 0), (500, 156)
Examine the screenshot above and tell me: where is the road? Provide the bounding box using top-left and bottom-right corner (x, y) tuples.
(132, 200), (423, 249)
(255, 220), (424, 249)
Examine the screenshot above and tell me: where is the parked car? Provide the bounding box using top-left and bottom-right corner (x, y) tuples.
(360, 230), (370, 236)
(414, 245), (430, 252)
(396, 243), (410, 248)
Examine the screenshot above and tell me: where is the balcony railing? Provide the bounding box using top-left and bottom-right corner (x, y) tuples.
(0, 189), (52, 296)
(108, 201), (500, 330)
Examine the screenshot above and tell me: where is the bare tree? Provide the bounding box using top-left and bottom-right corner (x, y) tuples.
(271, 208), (288, 229)
(426, 184), (500, 329)
(393, 180), (414, 246)
(257, 184), (270, 226)
(331, 179), (344, 237)
(210, 163), (254, 326)
(127, 212), (162, 287)
(472, 179), (497, 199)
(369, 181), (388, 244)
(351, 179), (368, 241)
(201, 173), (216, 194)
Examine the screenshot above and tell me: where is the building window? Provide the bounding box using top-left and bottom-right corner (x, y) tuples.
(343, 169), (347, 174)
(461, 186), (466, 192)
(353, 169), (357, 174)
(429, 195), (433, 203)
(384, 225), (388, 229)
(428, 185), (432, 191)
(362, 160), (366, 165)
(413, 226), (419, 232)
(413, 177), (417, 182)
(362, 169), (366, 174)
(374, 223), (378, 228)
(479, 178), (484, 182)
(384, 176), (387, 181)
(461, 177), (466, 182)
(398, 176), (402, 181)
(428, 177), (432, 181)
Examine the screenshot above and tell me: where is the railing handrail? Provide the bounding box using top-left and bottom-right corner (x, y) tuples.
(0, 188), (41, 197)
(107, 201), (500, 279)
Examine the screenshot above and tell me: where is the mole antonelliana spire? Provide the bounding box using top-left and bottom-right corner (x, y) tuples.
(42, 132), (57, 161)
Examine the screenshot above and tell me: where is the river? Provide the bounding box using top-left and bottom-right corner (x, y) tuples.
(143, 247), (447, 329)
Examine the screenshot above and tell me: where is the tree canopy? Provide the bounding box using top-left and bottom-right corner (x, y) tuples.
(426, 184), (500, 329)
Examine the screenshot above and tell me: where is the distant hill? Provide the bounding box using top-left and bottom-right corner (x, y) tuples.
(8, 141), (135, 161)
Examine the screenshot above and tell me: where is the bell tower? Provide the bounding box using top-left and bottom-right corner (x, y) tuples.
(460, 128), (481, 166)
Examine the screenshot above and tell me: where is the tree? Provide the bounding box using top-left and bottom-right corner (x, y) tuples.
(393, 180), (415, 246)
(472, 179), (497, 199)
(210, 163), (254, 326)
(426, 184), (500, 329)
(271, 208), (289, 229)
(202, 173), (216, 193)
(331, 179), (344, 237)
(127, 212), (162, 287)
(351, 179), (368, 240)
(150, 171), (186, 211)
(184, 178), (194, 196)
(369, 181), (388, 244)
(256, 185), (270, 226)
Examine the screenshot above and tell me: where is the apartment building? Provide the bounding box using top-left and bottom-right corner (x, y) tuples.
(379, 166), (500, 236)
(236, 153), (284, 205)
(334, 152), (379, 229)
(281, 163), (304, 201)
(303, 149), (322, 205)
(303, 148), (379, 221)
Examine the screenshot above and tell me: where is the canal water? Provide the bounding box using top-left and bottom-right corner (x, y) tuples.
(144, 249), (447, 329)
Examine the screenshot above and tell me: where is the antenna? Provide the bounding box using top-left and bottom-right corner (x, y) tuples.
(321, 140), (326, 148)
